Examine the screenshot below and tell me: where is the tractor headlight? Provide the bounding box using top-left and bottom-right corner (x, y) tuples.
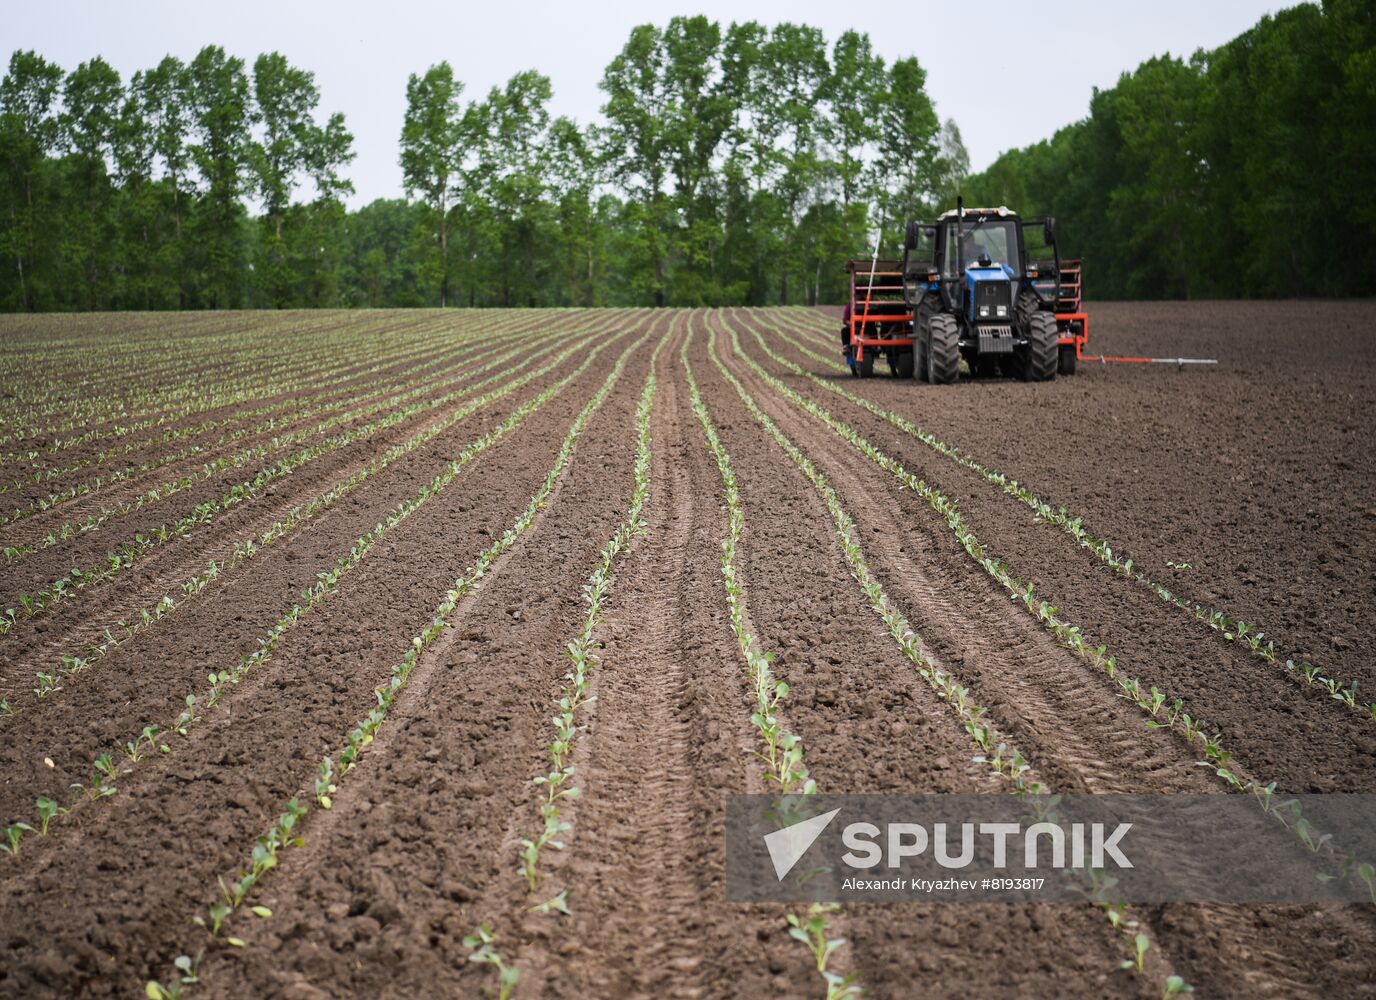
(996, 305), (1007, 317)
(979, 306), (990, 318)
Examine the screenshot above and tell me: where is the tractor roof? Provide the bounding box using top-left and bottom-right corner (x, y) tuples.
(936, 206), (1018, 220)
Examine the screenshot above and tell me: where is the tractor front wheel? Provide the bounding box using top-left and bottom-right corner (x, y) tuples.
(1021, 312), (1058, 381)
(924, 314), (960, 384)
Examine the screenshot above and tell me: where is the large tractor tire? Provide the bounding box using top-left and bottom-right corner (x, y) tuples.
(924, 314), (960, 385)
(895, 349), (915, 378)
(1021, 312), (1059, 381)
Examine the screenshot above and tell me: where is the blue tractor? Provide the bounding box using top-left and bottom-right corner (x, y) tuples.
(900, 201), (1072, 383)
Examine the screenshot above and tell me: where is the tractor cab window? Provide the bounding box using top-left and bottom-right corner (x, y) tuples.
(903, 225), (937, 270)
(943, 220), (1021, 275)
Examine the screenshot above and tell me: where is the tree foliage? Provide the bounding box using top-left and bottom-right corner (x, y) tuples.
(963, 0), (1375, 298)
(2, 4), (1369, 309)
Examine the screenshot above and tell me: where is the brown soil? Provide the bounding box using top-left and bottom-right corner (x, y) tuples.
(1, 303), (1373, 1000)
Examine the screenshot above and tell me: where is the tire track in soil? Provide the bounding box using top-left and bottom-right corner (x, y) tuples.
(0, 319), (625, 710)
(722, 312), (1212, 800)
(756, 312), (1376, 795)
(0, 327), (644, 1000)
(0, 323), (636, 830)
(725, 311), (1376, 1000)
(188, 321), (663, 1000)
(506, 326), (785, 1000)
(687, 315), (1149, 1000)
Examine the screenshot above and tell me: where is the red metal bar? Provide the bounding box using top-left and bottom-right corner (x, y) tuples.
(1056, 311), (1089, 355)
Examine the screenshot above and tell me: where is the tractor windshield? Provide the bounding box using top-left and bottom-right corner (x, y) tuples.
(944, 220), (1022, 275)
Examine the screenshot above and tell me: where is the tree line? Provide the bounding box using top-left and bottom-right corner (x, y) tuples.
(963, 0), (1375, 299)
(1, 47), (355, 311)
(0, 19), (963, 311)
(2, 4), (1372, 310)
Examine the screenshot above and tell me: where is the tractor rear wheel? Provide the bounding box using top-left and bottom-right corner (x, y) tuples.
(1021, 312), (1058, 381)
(924, 314), (960, 384)
(895, 349), (915, 378)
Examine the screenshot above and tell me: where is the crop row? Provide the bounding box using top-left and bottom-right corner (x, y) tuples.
(516, 326), (665, 899)
(704, 318), (1192, 996)
(0, 311), (475, 453)
(682, 323), (859, 1000)
(725, 313), (1374, 902)
(0, 316), (622, 646)
(768, 318), (1375, 725)
(0, 309), (518, 439)
(2, 324), (635, 865)
(3, 319), (630, 711)
(0, 312), (533, 508)
(143, 331), (650, 999)
(1, 318), (549, 557)
(474, 325), (672, 999)
(0, 312), (549, 480)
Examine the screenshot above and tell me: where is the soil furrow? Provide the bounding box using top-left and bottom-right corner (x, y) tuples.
(0, 324), (636, 806)
(0, 320), (626, 705)
(185, 321), (661, 998)
(0, 327), (644, 999)
(688, 313), (1152, 998)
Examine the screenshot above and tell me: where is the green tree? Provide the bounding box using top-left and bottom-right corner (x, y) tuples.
(0, 50), (64, 309)
(875, 56), (940, 236)
(598, 24), (678, 305)
(400, 61), (465, 306)
(475, 70), (554, 306)
(186, 45), (250, 308)
(249, 52), (318, 304)
(63, 57), (123, 308)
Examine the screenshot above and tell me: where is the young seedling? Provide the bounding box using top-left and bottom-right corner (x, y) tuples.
(823, 971), (865, 1000)
(3, 822), (35, 856)
(529, 888), (571, 915)
(315, 756), (337, 809)
(35, 796), (66, 834)
(462, 923), (519, 1000)
(146, 953), (199, 998)
(93, 752), (119, 784)
(1358, 862), (1376, 905)
(1120, 932), (1150, 974)
(787, 904), (847, 973)
(1162, 974), (1195, 998)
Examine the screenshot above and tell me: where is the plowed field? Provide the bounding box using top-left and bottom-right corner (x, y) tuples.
(1, 303), (1373, 999)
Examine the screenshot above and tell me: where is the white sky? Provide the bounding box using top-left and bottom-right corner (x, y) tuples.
(14, 0), (1280, 208)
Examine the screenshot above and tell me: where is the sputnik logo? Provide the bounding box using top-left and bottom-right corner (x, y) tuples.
(764, 808), (841, 881)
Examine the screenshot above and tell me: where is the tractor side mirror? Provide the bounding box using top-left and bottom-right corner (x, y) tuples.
(1043, 217), (1057, 246)
(904, 220), (922, 251)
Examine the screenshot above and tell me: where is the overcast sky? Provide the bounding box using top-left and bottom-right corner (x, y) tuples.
(14, 0), (1280, 208)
